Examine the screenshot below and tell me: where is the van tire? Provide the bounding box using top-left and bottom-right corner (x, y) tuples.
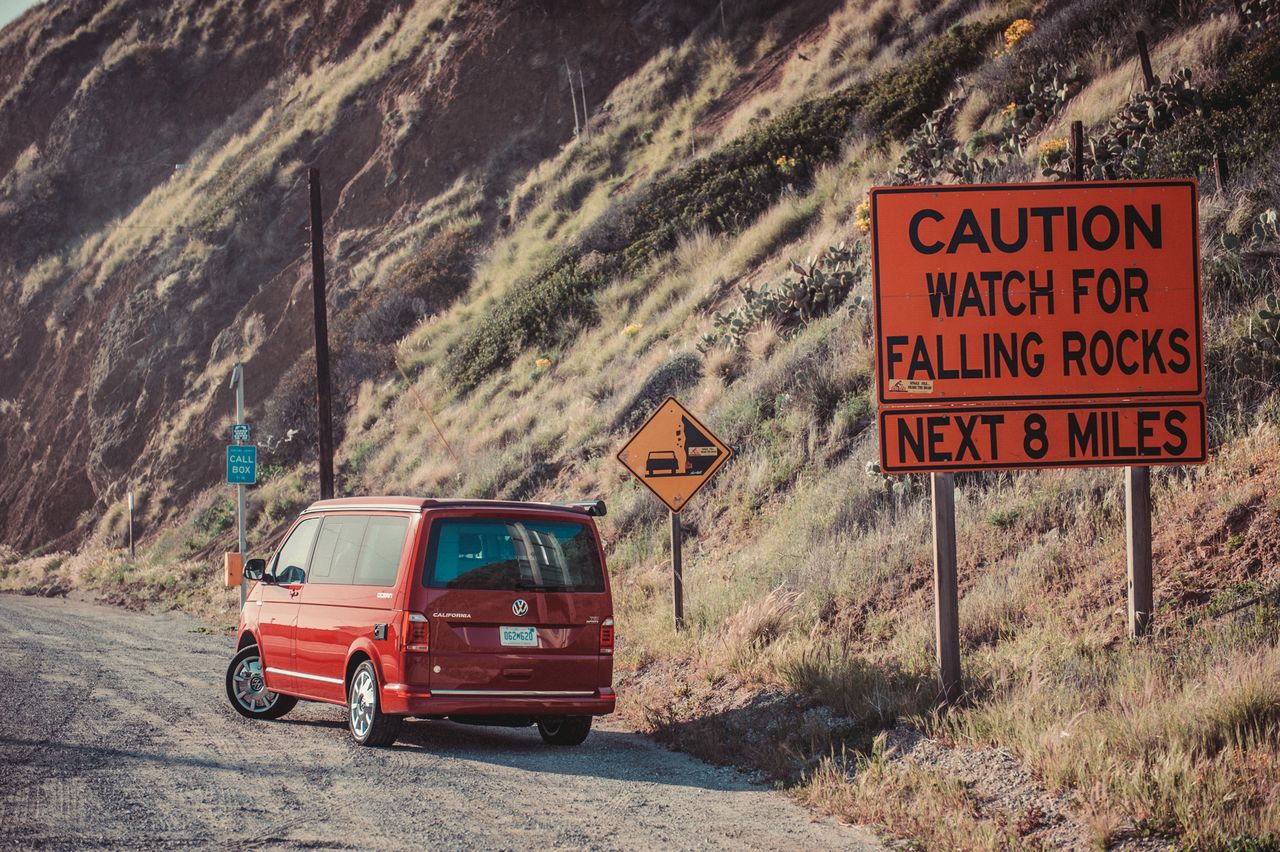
(226, 645), (297, 720)
(347, 660), (401, 747)
(536, 716), (592, 746)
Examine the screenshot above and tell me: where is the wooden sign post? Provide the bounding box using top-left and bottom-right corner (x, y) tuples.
(617, 397), (733, 630)
(870, 180), (1205, 699)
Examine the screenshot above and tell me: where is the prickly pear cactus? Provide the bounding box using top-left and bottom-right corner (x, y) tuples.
(698, 242), (868, 353)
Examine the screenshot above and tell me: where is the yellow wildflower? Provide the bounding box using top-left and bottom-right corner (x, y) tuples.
(623, 323), (643, 337)
(1003, 102), (1018, 120)
(855, 196), (872, 234)
(1038, 137), (1069, 163)
(1003, 19), (1034, 52)
(535, 357), (551, 369)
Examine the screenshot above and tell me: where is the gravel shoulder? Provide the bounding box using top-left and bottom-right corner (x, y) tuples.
(0, 593), (882, 850)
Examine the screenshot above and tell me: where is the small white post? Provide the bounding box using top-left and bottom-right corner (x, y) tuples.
(127, 491), (134, 559)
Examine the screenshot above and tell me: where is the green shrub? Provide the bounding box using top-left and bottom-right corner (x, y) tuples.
(862, 18), (1010, 141)
(620, 86), (866, 272)
(1148, 29), (1280, 178)
(443, 253), (602, 390)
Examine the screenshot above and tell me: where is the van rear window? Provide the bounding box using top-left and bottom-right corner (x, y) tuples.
(424, 519), (604, 592)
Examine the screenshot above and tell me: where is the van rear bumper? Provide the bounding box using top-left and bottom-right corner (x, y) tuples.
(381, 684), (616, 717)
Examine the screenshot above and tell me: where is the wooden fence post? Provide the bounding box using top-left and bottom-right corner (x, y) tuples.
(1071, 120), (1085, 181)
(1136, 31), (1155, 89)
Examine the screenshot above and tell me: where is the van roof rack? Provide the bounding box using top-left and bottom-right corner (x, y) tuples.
(302, 496), (606, 517)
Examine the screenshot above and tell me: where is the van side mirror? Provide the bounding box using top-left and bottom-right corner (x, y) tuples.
(244, 558), (267, 582)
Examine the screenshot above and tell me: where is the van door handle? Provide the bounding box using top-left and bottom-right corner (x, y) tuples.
(502, 668), (533, 680)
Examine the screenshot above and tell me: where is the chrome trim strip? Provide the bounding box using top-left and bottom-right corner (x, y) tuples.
(430, 689), (597, 697)
(266, 667), (344, 685)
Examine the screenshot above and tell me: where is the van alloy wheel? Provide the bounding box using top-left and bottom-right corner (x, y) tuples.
(349, 668), (376, 739)
(346, 660), (402, 747)
(233, 655), (277, 713)
(225, 645), (297, 720)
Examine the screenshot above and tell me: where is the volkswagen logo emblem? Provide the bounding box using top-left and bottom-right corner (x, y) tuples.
(512, 599), (529, 617)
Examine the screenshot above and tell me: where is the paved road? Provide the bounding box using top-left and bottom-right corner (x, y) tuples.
(0, 594), (881, 850)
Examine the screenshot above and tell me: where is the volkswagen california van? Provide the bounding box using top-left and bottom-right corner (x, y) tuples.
(225, 497), (615, 747)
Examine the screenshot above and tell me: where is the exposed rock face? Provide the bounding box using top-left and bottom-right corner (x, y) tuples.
(0, 0), (719, 548)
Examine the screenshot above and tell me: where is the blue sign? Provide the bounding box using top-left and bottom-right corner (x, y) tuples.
(231, 423), (251, 443)
(227, 445), (257, 485)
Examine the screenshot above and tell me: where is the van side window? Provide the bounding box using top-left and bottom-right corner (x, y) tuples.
(309, 515), (368, 585)
(272, 517), (320, 584)
(353, 516), (410, 586)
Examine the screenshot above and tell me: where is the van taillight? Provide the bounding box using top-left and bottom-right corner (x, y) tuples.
(402, 612), (429, 652)
(599, 618), (614, 655)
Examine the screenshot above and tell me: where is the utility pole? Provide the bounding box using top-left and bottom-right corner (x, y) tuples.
(127, 490), (135, 559)
(309, 167), (335, 500)
(229, 363), (248, 610)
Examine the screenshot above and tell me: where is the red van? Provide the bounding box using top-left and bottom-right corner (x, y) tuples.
(225, 497), (615, 747)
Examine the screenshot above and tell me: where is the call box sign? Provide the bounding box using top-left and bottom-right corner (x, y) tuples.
(871, 181), (1203, 406)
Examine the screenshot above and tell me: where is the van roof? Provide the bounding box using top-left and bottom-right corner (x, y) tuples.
(300, 496), (606, 517)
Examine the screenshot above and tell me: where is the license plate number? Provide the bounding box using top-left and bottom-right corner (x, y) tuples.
(500, 626), (538, 647)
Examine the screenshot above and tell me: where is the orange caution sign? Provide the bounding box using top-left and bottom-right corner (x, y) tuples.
(871, 181), (1203, 406)
(880, 401), (1205, 473)
(871, 180), (1206, 473)
(616, 397), (732, 513)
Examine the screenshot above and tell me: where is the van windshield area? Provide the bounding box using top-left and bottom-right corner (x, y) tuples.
(424, 518), (605, 592)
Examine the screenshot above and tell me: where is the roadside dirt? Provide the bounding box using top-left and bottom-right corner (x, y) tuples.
(0, 593), (882, 850)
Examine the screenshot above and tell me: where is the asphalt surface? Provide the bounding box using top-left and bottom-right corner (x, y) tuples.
(0, 594), (881, 850)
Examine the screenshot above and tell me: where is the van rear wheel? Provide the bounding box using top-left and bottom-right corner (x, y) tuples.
(536, 716), (592, 746)
(226, 646), (296, 720)
(347, 660), (402, 747)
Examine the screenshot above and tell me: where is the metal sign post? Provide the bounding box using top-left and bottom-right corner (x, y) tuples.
(931, 473), (961, 703)
(229, 364), (248, 611)
(670, 510), (684, 630)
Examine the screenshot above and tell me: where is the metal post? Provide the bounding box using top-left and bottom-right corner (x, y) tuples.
(578, 68), (589, 139)
(670, 510), (684, 630)
(231, 363), (248, 611)
(127, 491), (134, 559)
(931, 472), (961, 703)
(308, 168), (335, 500)
(1136, 31), (1155, 89)
(1126, 466), (1153, 638)
(565, 59), (579, 137)
(1071, 120), (1085, 181)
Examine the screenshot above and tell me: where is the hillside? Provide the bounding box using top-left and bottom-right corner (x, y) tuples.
(3, 0), (1280, 847)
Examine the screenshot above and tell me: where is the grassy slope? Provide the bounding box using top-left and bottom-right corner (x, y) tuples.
(7, 0), (1280, 847)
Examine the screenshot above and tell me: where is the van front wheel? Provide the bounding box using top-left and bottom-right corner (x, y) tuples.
(347, 661), (401, 747)
(226, 646), (296, 720)
(537, 716), (591, 746)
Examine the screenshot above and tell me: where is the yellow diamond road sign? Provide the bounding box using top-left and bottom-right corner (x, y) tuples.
(616, 397), (732, 513)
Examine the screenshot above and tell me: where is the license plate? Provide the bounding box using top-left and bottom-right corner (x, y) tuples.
(500, 626), (538, 647)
